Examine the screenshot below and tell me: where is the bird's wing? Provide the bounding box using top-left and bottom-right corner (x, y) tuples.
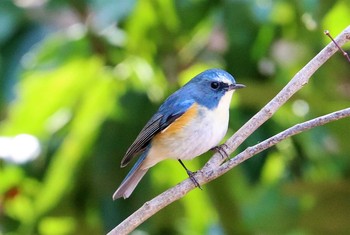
(120, 99), (194, 167)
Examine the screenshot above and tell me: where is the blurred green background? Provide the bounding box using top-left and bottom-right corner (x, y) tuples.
(0, 0), (349, 234)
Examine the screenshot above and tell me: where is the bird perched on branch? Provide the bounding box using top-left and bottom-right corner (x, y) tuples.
(113, 68), (245, 199)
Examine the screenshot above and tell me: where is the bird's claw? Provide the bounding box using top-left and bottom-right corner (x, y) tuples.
(211, 144), (230, 161)
(185, 169), (202, 190)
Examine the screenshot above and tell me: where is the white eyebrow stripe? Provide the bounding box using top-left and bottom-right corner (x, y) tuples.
(217, 75), (233, 84)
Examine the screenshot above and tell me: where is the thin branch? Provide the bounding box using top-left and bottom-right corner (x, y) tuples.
(108, 25), (350, 235)
(205, 25), (350, 170)
(205, 107), (350, 181)
(110, 107), (350, 235)
(324, 30), (350, 63)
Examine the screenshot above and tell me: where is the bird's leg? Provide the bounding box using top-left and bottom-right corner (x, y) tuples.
(211, 144), (230, 161)
(178, 159), (202, 190)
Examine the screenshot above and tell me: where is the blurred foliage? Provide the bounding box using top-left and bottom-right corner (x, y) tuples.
(0, 0), (349, 234)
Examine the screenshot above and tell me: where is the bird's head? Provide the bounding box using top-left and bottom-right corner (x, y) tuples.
(186, 69), (245, 109)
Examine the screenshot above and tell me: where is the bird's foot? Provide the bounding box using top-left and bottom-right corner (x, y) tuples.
(211, 144), (230, 161)
(185, 169), (202, 190)
(178, 159), (202, 189)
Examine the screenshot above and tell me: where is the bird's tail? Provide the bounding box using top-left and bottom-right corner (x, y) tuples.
(113, 152), (148, 200)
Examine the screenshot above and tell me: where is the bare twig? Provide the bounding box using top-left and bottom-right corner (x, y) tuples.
(206, 107), (350, 181)
(108, 25), (350, 235)
(109, 107), (350, 235)
(205, 25), (350, 170)
(324, 30), (350, 63)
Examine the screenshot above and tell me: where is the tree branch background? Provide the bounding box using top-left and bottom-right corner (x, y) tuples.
(0, 1), (349, 235)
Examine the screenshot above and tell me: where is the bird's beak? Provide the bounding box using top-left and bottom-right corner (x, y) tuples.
(228, 83), (245, 91)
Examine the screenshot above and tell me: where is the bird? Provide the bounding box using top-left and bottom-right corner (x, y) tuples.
(113, 68), (245, 200)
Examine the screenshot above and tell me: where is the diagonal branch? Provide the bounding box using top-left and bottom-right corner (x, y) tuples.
(205, 25), (350, 170)
(109, 108), (350, 235)
(108, 25), (350, 235)
(205, 107), (350, 181)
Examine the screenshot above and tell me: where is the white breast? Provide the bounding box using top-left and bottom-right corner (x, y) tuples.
(181, 91), (233, 160)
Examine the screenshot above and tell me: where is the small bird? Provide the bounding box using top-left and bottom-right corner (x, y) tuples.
(113, 68), (245, 199)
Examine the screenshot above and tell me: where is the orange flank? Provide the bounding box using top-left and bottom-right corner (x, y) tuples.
(140, 103), (199, 169)
(159, 103), (198, 137)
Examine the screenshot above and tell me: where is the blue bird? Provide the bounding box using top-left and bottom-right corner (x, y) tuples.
(113, 69), (245, 199)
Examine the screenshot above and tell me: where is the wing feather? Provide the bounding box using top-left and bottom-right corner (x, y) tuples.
(120, 98), (194, 167)
(121, 113), (162, 167)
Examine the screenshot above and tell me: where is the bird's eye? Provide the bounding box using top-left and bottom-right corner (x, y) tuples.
(211, 82), (219, 89)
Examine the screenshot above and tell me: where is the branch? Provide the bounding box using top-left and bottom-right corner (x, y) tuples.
(205, 25), (350, 170)
(107, 25), (350, 235)
(109, 108), (350, 235)
(206, 107), (350, 181)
